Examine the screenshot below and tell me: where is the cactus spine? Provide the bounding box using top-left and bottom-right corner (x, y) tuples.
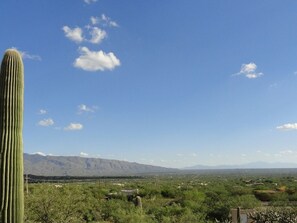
(0, 49), (24, 223)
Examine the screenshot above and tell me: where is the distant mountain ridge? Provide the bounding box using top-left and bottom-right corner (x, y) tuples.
(184, 161), (297, 170)
(24, 153), (176, 176)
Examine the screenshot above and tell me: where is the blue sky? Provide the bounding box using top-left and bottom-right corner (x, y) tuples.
(1, 0), (297, 168)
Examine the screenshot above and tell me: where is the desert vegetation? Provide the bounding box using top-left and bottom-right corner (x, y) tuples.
(24, 172), (297, 223)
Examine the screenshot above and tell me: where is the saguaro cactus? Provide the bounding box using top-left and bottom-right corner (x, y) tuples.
(135, 196), (142, 209)
(0, 49), (24, 223)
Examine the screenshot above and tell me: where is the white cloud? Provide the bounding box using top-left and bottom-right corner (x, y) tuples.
(234, 62), (263, 79)
(78, 104), (96, 114)
(245, 73), (263, 79)
(63, 25), (106, 45)
(35, 152), (46, 156)
(80, 152), (88, 156)
(276, 123), (297, 131)
(64, 123), (83, 131)
(89, 27), (107, 44)
(279, 150), (295, 155)
(19, 50), (42, 61)
(90, 17), (98, 25)
(62, 26), (84, 43)
(38, 118), (54, 127)
(38, 109), (47, 115)
(270, 150), (297, 159)
(90, 14), (118, 27)
(74, 47), (120, 71)
(101, 14), (119, 27)
(241, 63), (256, 73)
(84, 0), (97, 4)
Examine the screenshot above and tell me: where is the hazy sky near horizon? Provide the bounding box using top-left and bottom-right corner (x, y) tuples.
(1, 0), (297, 168)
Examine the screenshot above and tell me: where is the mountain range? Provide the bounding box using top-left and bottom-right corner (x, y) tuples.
(24, 153), (297, 176)
(184, 161), (297, 170)
(24, 153), (176, 176)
